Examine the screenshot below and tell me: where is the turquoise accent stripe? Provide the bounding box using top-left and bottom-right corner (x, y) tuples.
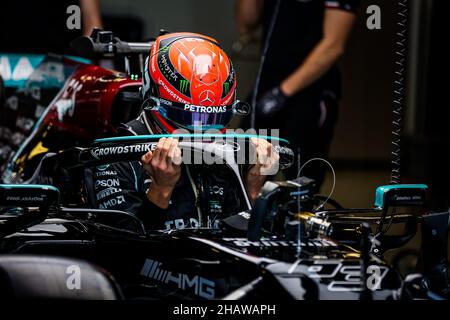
(0, 53), (90, 87)
(64, 55), (91, 65)
(374, 184), (428, 208)
(0, 184), (60, 193)
(95, 134), (290, 144)
(0, 53), (45, 87)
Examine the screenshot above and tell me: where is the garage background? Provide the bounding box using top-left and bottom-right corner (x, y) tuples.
(99, 0), (449, 211)
(0, 0), (448, 211)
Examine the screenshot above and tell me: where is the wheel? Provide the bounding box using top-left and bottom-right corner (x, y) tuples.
(0, 255), (122, 299)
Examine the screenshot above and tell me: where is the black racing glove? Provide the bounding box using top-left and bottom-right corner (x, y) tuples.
(256, 86), (288, 117)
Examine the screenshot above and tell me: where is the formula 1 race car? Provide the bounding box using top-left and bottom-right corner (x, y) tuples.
(0, 135), (448, 300)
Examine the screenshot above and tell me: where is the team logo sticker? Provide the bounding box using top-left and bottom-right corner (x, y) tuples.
(199, 90), (215, 107)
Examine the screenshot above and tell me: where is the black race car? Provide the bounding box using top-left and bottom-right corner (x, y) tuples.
(0, 134), (448, 300)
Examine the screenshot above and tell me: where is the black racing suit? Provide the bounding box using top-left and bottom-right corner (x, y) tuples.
(93, 112), (248, 230)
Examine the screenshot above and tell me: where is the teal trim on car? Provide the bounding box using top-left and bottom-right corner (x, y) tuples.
(0, 53), (91, 87)
(95, 134), (290, 144)
(374, 184), (428, 208)
(0, 184), (60, 193)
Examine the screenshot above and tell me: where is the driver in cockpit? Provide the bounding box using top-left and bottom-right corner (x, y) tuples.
(93, 32), (279, 230)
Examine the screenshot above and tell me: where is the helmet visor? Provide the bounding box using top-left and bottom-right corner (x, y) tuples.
(144, 97), (235, 130)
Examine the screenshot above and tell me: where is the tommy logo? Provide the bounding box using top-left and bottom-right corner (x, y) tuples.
(199, 90), (215, 106)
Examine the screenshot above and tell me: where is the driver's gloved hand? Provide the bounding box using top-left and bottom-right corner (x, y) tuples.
(256, 86), (288, 117)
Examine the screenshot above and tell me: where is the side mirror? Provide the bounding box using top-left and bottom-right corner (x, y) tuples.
(0, 184), (60, 209)
(233, 101), (251, 116)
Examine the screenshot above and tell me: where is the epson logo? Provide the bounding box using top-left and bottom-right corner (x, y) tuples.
(6, 196), (45, 202)
(140, 258), (215, 299)
(91, 144), (157, 159)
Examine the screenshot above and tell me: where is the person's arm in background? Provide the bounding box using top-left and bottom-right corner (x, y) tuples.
(279, 9), (356, 97)
(255, 6), (358, 116)
(235, 0), (264, 34)
(80, 0), (103, 35)
(234, 0), (264, 51)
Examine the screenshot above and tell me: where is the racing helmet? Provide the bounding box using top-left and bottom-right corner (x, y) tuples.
(141, 32), (237, 132)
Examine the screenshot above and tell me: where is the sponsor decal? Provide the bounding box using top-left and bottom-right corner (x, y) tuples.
(302, 261), (389, 292)
(179, 79), (189, 94)
(159, 52), (178, 81)
(222, 238), (338, 248)
(158, 79), (189, 103)
(221, 60), (235, 99)
(55, 78), (83, 121)
(165, 218), (200, 230)
(150, 53), (157, 73)
(95, 178), (120, 190)
(210, 185), (224, 196)
(140, 258), (215, 299)
(199, 90), (215, 107)
(223, 82), (230, 96)
(183, 104), (226, 114)
(394, 195), (423, 201)
(98, 195), (125, 209)
(208, 200), (222, 215)
(212, 140), (240, 152)
(55, 99), (74, 120)
(274, 145), (295, 157)
(94, 170), (117, 177)
(96, 187), (122, 201)
(6, 196), (45, 202)
(164, 218), (220, 230)
(96, 164), (110, 171)
(90, 143), (157, 159)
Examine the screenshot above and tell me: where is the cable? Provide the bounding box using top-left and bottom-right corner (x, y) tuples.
(296, 158), (336, 210)
(250, 0), (282, 128)
(391, 0), (408, 184)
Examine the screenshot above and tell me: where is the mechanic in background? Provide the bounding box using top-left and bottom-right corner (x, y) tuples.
(236, 0), (359, 188)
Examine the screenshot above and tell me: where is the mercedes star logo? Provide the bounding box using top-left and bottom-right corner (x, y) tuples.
(199, 90), (215, 106)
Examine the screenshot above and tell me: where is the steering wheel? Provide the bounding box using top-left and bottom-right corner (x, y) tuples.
(76, 133), (295, 170)
(27, 134), (294, 210)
